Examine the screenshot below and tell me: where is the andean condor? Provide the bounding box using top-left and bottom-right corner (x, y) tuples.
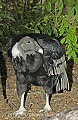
(7, 33), (69, 117)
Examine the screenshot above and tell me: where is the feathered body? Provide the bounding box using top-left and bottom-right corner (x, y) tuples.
(7, 33), (69, 116)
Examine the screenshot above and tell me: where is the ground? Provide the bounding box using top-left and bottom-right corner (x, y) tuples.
(0, 54), (78, 120)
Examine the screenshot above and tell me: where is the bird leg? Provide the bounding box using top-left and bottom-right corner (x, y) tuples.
(40, 93), (51, 112)
(10, 92), (26, 117)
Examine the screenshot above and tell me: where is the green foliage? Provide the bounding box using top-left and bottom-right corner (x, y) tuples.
(0, 0), (78, 63)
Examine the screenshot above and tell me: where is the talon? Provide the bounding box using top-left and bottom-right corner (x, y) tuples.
(40, 93), (52, 112)
(9, 107), (27, 117)
(39, 105), (51, 112)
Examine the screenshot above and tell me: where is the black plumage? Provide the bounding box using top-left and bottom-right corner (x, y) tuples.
(7, 33), (69, 115)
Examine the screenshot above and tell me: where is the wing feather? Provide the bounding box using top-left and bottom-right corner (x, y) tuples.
(43, 40), (69, 92)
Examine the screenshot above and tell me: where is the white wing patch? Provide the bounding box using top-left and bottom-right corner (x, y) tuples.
(53, 55), (69, 91)
(12, 42), (20, 58)
(38, 48), (43, 54)
(47, 55), (69, 91)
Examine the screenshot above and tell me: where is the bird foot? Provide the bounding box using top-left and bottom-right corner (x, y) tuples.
(39, 105), (51, 112)
(9, 107), (27, 117)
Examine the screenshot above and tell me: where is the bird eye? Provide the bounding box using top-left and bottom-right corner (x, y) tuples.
(28, 41), (30, 43)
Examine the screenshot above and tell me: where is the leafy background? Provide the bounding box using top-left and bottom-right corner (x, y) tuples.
(0, 0), (78, 63)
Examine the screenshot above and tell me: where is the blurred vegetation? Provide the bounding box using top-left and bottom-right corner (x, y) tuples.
(0, 0), (78, 63)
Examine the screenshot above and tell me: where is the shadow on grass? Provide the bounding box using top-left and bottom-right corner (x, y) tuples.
(0, 50), (8, 102)
(67, 58), (74, 91)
